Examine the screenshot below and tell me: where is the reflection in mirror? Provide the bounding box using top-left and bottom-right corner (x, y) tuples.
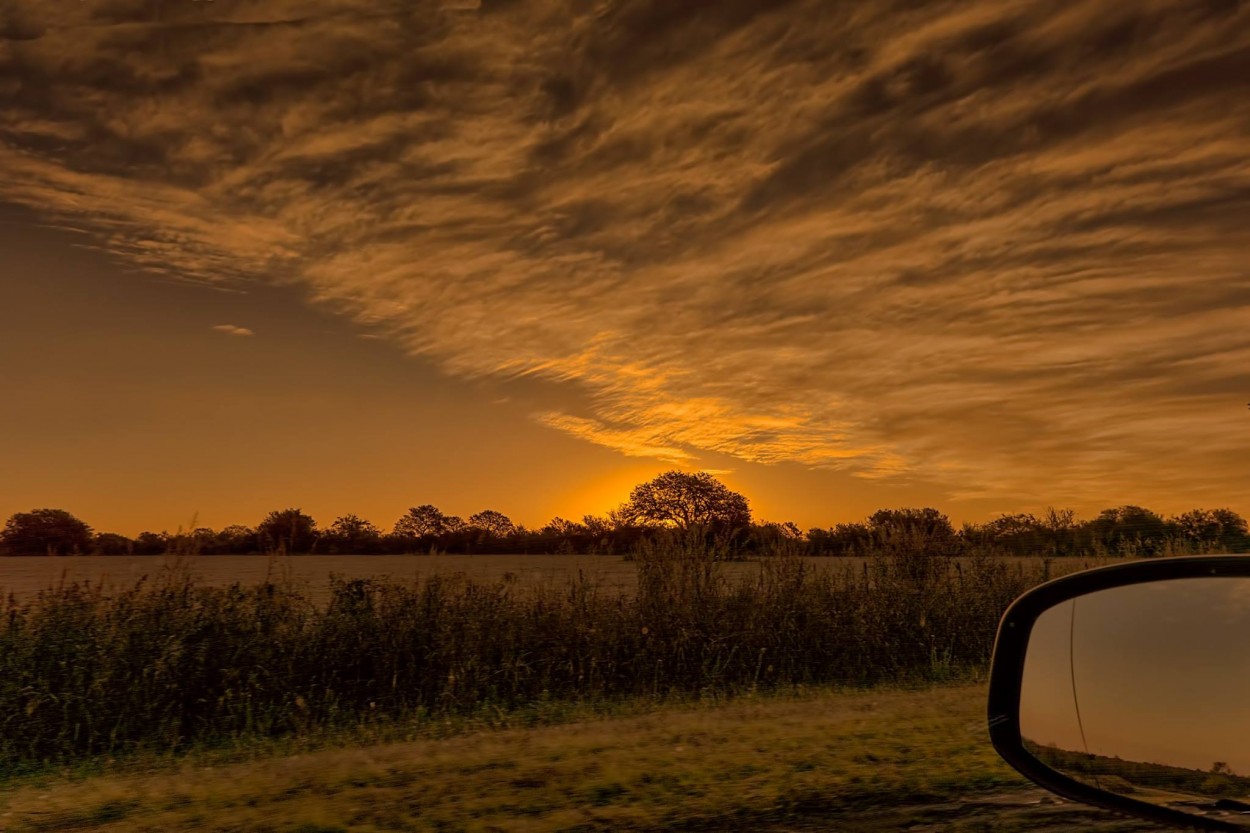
(1020, 577), (1250, 825)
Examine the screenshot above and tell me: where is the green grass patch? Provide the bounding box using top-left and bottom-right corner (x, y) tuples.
(1, 682), (1038, 832)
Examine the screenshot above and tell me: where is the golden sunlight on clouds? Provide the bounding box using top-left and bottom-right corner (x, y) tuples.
(212, 324), (255, 337)
(537, 413), (693, 464)
(1, 0), (1248, 514)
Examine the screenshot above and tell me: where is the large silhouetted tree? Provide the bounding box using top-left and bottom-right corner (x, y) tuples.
(257, 508), (318, 554)
(620, 471), (751, 531)
(468, 509), (516, 538)
(1172, 508), (1249, 552)
(1090, 505), (1168, 555)
(324, 514), (383, 553)
(866, 508), (959, 557)
(0, 509), (93, 555)
(393, 504), (450, 539)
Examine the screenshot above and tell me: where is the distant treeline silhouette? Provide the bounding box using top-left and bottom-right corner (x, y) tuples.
(2, 471), (1246, 558)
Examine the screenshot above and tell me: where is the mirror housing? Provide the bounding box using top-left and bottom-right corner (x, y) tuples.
(988, 556), (1250, 832)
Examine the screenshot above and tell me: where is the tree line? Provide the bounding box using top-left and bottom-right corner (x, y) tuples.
(1, 471), (1246, 557)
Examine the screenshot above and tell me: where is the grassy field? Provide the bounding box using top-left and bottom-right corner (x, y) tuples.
(0, 553), (1118, 601)
(0, 682), (1166, 832)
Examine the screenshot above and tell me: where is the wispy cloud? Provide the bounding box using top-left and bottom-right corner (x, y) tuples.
(2, 0), (1249, 507)
(212, 324), (255, 338)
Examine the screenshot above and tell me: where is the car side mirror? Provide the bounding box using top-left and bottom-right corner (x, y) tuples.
(988, 556), (1250, 831)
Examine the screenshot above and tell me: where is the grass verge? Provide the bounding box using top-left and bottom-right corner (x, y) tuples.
(0, 680), (1041, 832)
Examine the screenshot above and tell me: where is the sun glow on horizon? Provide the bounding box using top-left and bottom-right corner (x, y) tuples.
(551, 465), (672, 524)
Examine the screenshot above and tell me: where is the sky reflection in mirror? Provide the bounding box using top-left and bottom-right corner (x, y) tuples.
(1021, 577), (1250, 776)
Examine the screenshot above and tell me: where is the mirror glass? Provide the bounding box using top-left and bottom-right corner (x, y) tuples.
(1021, 577), (1250, 824)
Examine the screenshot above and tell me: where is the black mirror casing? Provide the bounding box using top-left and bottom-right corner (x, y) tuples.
(988, 555), (1250, 833)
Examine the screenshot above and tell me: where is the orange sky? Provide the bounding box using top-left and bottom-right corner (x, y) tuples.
(1, 1), (1248, 537)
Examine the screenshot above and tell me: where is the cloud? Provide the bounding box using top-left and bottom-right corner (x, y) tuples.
(0, 0), (44, 41)
(1, 0), (1249, 507)
(537, 412), (693, 463)
(212, 324), (255, 337)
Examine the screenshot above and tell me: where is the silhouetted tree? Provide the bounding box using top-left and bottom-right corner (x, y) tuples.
(133, 531), (167, 555)
(748, 521), (803, 553)
(963, 513), (1044, 556)
(532, 517), (595, 554)
(866, 508), (959, 556)
(1038, 507), (1080, 556)
(0, 509), (93, 555)
(214, 525), (259, 554)
(1172, 508), (1249, 553)
(165, 527), (218, 556)
(582, 514), (612, 536)
(983, 513), (1042, 539)
(805, 526), (833, 554)
(91, 532), (134, 556)
(620, 471), (751, 531)
(806, 522), (873, 555)
(467, 509), (516, 538)
(777, 520), (803, 540)
(541, 516), (581, 537)
(959, 507), (1079, 557)
(580, 514), (619, 553)
(1089, 505), (1167, 556)
(192, 528), (219, 553)
(257, 508), (318, 554)
(393, 504), (451, 539)
(324, 514), (383, 554)
(1209, 509), (1249, 551)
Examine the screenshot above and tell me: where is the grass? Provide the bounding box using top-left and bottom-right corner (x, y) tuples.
(0, 681), (1037, 832)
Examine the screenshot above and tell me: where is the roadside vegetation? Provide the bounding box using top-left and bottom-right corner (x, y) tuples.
(0, 537), (1064, 777)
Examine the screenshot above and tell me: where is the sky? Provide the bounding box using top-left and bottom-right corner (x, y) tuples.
(1, 0), (1248, 536)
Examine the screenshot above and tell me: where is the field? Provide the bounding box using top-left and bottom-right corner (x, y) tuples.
(0, 553), (1118, 601)
(0, 682), (1166, 832)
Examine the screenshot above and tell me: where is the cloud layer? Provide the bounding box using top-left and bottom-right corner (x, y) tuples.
(3, 0), (1249, 506)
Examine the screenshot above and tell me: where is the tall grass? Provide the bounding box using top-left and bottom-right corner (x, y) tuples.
(0, 544), (1069, 775)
